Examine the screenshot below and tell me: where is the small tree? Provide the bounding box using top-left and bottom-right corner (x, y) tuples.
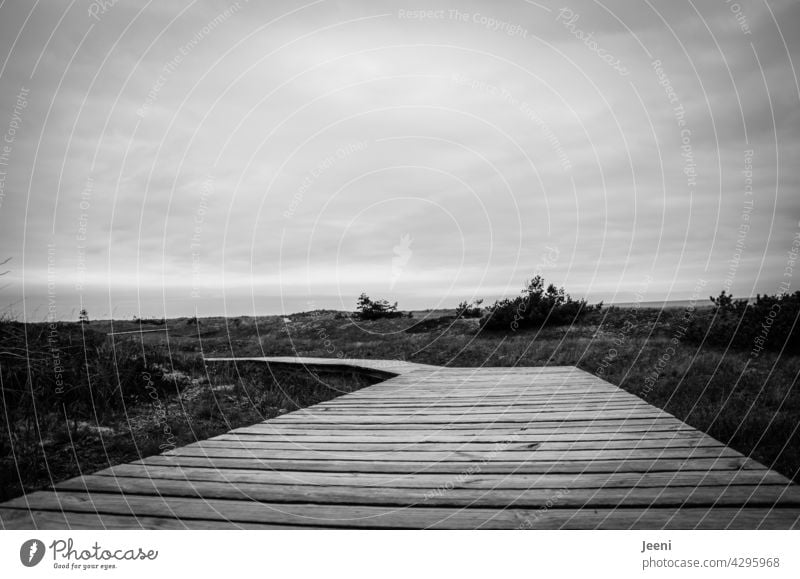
(78, 308), (89, 324)
(455, 299), (483, 319)
(356, 293), (402, 320)
(709, 290), (747, 314)
(480, 275), (588, 331)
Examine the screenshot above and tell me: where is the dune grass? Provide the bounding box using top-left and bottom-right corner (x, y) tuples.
(0, 319), (379, 501)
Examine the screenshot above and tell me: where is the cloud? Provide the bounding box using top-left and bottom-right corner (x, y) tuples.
(0, 0), (798, 319)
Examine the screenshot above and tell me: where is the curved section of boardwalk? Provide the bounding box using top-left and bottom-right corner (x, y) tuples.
(203, 356), (437, 379)
(1, 360), (798, 529)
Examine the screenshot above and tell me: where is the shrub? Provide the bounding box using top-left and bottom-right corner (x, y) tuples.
(480, 275), (589, 332)
(685, 290), (800, 354)
(455, 299), (483, 319)
(355, 293), (403, 320)
(132, 316), (166, 325)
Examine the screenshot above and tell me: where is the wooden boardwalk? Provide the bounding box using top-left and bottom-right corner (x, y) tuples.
(2, 358), (799, 529)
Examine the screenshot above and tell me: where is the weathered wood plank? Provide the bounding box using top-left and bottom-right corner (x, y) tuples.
(301, 403), (652, 414)
(53, 475), (800, 508)
(100, 463), (795, 488)
(204, 356), (435, 377)
(0, 507), (303, 529)
(268, 412), (670, 424)
(233, 419), (696, 433)
(231, 422), (698, 434)
(316, 400), (644, 409)
(211, 430), (715, 444)
(192, 438), (725, 452)
(162, 447), (742, 461)
(6, 491), (799, 529)
(137, 454), (764, 474)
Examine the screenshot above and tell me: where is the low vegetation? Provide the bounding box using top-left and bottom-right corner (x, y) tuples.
(686, 290), (800, 354)
(0, 319), (378, 501)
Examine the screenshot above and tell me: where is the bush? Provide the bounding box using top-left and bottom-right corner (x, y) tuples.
(133, 316), (166, 325)
(355, 293), (403, 320)
(480, 275), (589, 332)
(455, 299), (483, 319)
(686, 290), (800, 354)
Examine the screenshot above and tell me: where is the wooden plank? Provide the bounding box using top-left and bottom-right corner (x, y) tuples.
(363, 380), (616, 386)
(314, 394), (648, 403)
(204, 356), (436, 377)
(137, 454), (765, 474)
(349, 384), (625, 392)
(377, 388), (626, 392)
(212, 429), (715, 443)
(238, 421), (689, 430)
(0, 508), (302, 529)
(269, 412), (669, 424)
(330, 401), (654, 409)
(362, 377), (614, 384)
(294, 408), (658, 417)
(241, 420), (691, 429)
(356, 377), (627, 382)
(337, 395), (632, 402)
(301, 399), (656, 408)
(342, 377), (622, 381)
(317, 393), (648, 401)
(6, 491), (799, 529)
(304, 403), (651, 413)
(324, 395), (640, 403)
(382, 389), (621, 394)
(162, 447), (742, 461)
(53, 475), (800, 508)
(231, 421), (699, 433)
(278, 413), (669, 423)
(192, 438), (725, 452)
(101, 463), (794, 488)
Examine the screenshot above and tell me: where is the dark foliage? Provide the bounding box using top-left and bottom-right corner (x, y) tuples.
(355, 293), (403, 320)
(685, 290), (800, 355)
(133, 316), (167, 325)
(455, 299), (483, 319)
(480, 275), (589, 331)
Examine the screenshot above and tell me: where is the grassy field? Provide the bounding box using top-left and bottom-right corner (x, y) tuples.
(1, 305), (798, 501)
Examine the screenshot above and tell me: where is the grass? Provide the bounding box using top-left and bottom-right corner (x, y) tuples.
(1, 305), (798, 502)
(0, 319), (380, 501)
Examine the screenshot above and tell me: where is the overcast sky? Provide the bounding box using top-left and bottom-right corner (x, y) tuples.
(0, 0), (798, 320)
